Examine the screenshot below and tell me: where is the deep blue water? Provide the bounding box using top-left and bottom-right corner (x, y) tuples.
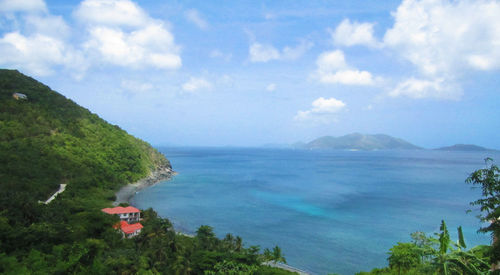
(131, 148), (500, 275)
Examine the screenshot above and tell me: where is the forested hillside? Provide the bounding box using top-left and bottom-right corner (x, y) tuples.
(0, 69), (170, 206)
(0, 70), (292, 274)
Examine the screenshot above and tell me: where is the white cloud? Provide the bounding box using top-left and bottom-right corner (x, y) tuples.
(294, 97), (346, 124)
(84, 24), (181, 69)
(310, 97), (346, 113)
(314, 50), (374, 85)
(330, 1), (500, 99)
(320, 70), (374, 85)
(0, 1), (86, 78)
(0, 0), (47, 13)
(73, 0), (149, 27)
(384, 0), (500, 76)
(316, 50), (347, 71)
(185, 9), (208, 30)
(0, 0), (181, 77)
(182, 77), (212, 92)
(389, 77), (461, 100)
(24, 15), (70, 37)
(266, 83), (276, 92)
(121, 79), (153, 92)
(77, 0), (181, 70)
(332, 19), (379, 47)
(0, 32), (86, 77)
(249, 40), (313, 63)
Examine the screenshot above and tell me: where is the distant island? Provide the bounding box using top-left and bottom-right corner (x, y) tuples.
(295, 133), (421, 151)
(434, 144), (498, 152)
(288, 133), (498, 152)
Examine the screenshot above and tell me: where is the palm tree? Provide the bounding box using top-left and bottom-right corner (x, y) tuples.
(271, 246), (286, 264)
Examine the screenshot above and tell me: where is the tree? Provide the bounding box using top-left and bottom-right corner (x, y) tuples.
(196, 225), (217, 251)
(410, 231), (437, 263)
(387, 242), (421, 275)
(466, 158), (500, 263)
(272, 246), (286, 264)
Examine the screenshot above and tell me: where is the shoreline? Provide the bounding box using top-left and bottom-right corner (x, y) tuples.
(113, 163), (311, 275)
(113, 164), (176, 206)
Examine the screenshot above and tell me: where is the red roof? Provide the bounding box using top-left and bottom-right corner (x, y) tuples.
(102, 206), (140, 214)
(117, 221), (143, 234)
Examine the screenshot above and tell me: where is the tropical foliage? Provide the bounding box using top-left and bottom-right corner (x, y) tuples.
(0, 70), (292, 274)
(358, 159), (500, 275)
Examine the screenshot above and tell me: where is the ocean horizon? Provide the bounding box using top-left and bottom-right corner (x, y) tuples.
(131, 147), (499, 274)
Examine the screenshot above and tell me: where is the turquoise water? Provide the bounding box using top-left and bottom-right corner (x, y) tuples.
(131, 148), (499, 274)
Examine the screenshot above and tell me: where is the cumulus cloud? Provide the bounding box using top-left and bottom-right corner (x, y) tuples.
(382, 0), (500, 99)
(314, 50), (374, 85)
(332, 19), (379, 47)
(0, 32), (86, 77)
(294, 97), (346, 124)
(0, 32), (84, 76)
(185, 9), (208, 30)
(249, 40), (313, 63)
(0, 0), (181, 77)
(0, 0), (87, 78)
(328, 1), (500, 99)
(182, 77), (212, 92)
(83, 24), (181, 69)
(0, 0), (47, 13)
(77, 0), (181, 70)
(384, 0), (500, 76)
(73, 0), (149, 27)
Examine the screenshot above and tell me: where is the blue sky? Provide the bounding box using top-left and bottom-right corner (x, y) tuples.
(1, 0), (499, 148)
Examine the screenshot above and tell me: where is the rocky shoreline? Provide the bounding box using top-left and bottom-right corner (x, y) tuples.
(113, 164), (175, 206)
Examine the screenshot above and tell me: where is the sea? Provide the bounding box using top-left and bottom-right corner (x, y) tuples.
(131, 147), (500, 275)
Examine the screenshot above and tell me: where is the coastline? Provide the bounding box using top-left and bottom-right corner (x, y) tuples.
(114, 164), (176, 206)
(113, 160), (311, 275)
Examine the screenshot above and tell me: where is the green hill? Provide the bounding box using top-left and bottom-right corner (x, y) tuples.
(0, 69), (292, 275)
(0, 69), (171, 204)
(303, 133), (421, 150)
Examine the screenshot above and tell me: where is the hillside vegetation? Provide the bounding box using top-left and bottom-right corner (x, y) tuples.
(0, 69), (169, 205)
(0, 70), (292, 274)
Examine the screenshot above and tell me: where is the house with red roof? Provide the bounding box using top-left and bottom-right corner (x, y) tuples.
(102, 206), (141, 223)
(102, 206), (143, 238)
(114, 221), (144, 238)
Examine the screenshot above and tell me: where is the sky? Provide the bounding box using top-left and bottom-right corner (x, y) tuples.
(1, 0), (499, 148)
